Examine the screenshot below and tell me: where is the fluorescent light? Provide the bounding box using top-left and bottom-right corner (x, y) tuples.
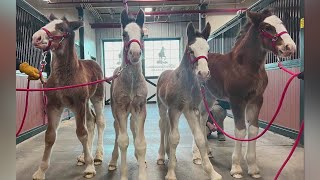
(144, 8), (152, 12)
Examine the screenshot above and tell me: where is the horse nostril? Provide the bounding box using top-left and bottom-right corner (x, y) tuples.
(285, 44), (291, 51)
(37, 36), (42, 42)
(129, 51), (133, 55)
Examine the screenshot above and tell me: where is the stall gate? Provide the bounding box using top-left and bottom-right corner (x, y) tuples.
(16, 0), (72, 144)
(208, 0), (304, 140)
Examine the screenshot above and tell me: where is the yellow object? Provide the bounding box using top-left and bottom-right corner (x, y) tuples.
(19, 62), (40, 80)
(300, 18), (304, 29)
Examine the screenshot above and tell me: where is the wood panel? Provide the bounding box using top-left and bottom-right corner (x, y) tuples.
(259, 67), (301, 131)
(16, 75), (46, 135)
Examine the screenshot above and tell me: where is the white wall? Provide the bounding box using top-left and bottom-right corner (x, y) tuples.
(205, 0), (258, 33)
(83, 10), (96, 60)
(206, 13), (238, 33)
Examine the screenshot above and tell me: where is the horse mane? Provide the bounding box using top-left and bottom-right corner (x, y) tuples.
(233, 19), (253, 48)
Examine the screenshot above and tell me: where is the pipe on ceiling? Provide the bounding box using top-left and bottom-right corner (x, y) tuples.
(90, 20), (198, 28)
(100, 8), (247, 16)
(48, 0), (198, 5)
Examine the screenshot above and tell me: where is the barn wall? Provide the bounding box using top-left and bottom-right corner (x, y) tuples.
(259, 67), (301, 131)
(96, 21), (199, 103)
(95, 22), (199, 69)
(16, 75), (46, 135)
(205, 0), (257, 33)
(83, 10), (97, 60)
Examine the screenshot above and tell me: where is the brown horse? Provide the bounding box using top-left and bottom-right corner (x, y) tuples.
(107, 9), (148, 180)
(192, 9), (297, 179)
(31, 14), (105, 179)
(157, 22), (222, 180)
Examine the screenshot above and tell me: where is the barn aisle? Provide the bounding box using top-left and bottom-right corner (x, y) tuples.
(16, 104), (304, 180)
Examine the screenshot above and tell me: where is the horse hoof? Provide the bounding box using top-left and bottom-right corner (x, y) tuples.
(193, 158), (202, 165)
(77, 154), (85, 166)
(84, 172), (95, 179)
(251, 173), (261, 179)
(94, 159), (103, 165)
(157, 159), (165, 165)
(108, 165), (117, 171)
(232, 173), (243, 179)
(211, 174), (222, 180)
(77, 161), (85, 166)
(84, 165), (96, 179)
(32, 169), (45, 180)
(165, 175), (177, 180)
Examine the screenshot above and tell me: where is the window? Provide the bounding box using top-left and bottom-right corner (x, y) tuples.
(103, 41), (123, 77)
(103, 38), (180, 77)
(144, 39), (180, 77)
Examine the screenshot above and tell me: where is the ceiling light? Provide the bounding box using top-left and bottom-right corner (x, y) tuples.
(144, 8), (152, 12)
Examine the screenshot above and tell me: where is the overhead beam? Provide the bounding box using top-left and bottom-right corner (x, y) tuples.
(99, 8), (247, 16)
(90, 20), (198, 28)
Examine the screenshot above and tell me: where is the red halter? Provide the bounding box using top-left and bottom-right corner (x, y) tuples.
(260, 30), (288, 54)
(124, 39), (143, 65)
(41, 28), (70, 52)
(188, 53), (208, 64)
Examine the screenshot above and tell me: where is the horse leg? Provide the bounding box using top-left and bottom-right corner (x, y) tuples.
(165, 108), (182, 180)
(192, 99), (215, 165)
(115, 108), (130, 180)
(32, 104), (63, 180)
(130, 115), (137, 160)
(73, 101), (96, 178)
(91, 97), (105, 165)
(184, 108), (222, 180)
(132, 101), (147, 180)
(245, 96), (263, 179)
(77, 101), (95, 166)
(157, 102), (168, 165)
(230, 99), (247, 179)
(108, 120), (120, 171)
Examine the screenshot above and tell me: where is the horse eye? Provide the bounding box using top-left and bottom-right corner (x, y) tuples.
(265, 25), (272, 31)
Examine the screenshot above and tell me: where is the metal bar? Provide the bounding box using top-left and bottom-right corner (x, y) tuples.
(48, 0), (199, 5)
(90, 20), (197, 28)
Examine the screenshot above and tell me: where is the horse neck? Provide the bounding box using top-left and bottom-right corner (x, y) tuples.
(233, 24), (267, 69)
(50, 35), (78, 75)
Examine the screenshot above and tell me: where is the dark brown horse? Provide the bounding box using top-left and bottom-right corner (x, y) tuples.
(192, 9), (297, 179)
(157, 22), (222, 180)
(31, 14), (105, 179)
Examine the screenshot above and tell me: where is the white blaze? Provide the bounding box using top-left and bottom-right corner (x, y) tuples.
(189, 37), (209, 74)
(263, 15), (296, 49)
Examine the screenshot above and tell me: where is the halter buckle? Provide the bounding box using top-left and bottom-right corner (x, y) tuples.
(272, 36), (278, 42)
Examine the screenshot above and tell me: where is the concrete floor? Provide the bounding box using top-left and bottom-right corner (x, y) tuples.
(16, 104), (304, 180)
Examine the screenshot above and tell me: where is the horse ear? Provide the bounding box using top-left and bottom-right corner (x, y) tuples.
(49, 13), (58, 21)
(261, 8), (273, 16)
(246, 10), (263, 25)
(61, 16), (68, 22)
(136, 9), (145, 28)
(201, 22), (211, 40)
(186, 22), (196, 43)
(121, 9), (129, 28)
(68, 21), (83, 31)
